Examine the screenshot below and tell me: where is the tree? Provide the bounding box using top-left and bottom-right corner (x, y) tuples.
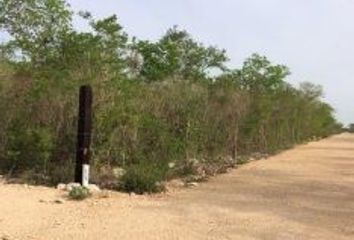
(236, 54), (290, 93)
(299, 81), (323, 101)
(135, 27), (228, 81)
(0, 0), (72, 65)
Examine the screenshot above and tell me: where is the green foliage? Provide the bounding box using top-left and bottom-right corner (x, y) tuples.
(3, 126), (54, 176)
(69, 186), (91, 200)
(0, 0), (72, 64)
(135, 26), (228, 81)
(236, 53), (290, 93)
(118, 163), (166, 194)
(0, 0), (342, 194)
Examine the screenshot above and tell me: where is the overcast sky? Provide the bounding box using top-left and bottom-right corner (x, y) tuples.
(5, 0), (354, 124)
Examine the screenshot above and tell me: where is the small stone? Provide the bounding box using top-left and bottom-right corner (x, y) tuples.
(54, 199), (64, 204)
(56, 183), (66, 191)
(187, 182), (199, 187)
(39, 199), (47, 203)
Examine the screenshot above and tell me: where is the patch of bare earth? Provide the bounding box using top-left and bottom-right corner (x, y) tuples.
(1, 133), (354, 240)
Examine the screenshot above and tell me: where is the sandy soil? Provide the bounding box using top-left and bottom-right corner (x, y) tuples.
(1, 133), (354, 240)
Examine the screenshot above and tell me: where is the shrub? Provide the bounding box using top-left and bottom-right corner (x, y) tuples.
(48, 163), (75, 186)
(3, 126), (54, 176)
(118, 163), (166, 194)
(69, 186), (91, 200)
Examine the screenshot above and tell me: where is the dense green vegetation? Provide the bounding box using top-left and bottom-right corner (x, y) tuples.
(0, 0), (342, 192)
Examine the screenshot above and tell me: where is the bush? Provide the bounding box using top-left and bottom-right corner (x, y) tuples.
(3, 126), (54, 176)
(69, 186), (91, 200)
(48, 163), (75, 186)
(118, 163), (166, 194)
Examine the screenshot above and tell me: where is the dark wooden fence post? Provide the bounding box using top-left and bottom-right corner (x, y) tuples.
(75, 85), (93, 186)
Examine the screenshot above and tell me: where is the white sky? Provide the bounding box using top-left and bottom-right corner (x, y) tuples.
(4, 0), (354, 125)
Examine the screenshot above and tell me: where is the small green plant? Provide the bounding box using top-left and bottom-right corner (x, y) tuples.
(68, 186), (91, 200)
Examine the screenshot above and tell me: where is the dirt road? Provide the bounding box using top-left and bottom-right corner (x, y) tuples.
(1, 133), (354, 240)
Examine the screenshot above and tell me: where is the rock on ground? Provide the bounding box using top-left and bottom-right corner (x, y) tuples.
(56, 183), (100, 193)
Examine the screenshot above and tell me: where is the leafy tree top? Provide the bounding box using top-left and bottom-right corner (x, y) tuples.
(135, 26), (228, 82)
